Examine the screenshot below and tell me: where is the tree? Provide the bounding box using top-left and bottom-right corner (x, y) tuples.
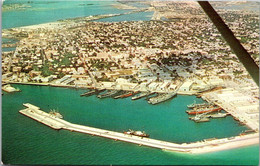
(41, 64), (53, 77)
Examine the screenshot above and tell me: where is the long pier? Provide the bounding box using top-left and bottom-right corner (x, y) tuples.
(19, 104), (259, 154)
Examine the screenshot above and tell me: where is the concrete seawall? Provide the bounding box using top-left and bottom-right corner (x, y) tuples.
(19, 104), (259, 154)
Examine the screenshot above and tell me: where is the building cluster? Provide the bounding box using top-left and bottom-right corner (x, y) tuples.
(2, 2), (259, 93)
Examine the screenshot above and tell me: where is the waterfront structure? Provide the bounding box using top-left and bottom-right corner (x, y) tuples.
(2, 1), (259, 94)
(19, 103), (259, 154)
(2, 84), (21, 92)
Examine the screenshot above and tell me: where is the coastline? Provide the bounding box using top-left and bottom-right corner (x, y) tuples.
(2, 1), (259, 163)
(4, 81), (181, 93)
(7, 81), (259, 131)
(2, 7), (150, 32)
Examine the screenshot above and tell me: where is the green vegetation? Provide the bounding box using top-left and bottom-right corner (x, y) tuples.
(202, 59), (210, 65)
(51, 52), (77, 68)
(58, 72), (65, 79)
(252, 54), (259, 59)
(59, 52), (77, 67)
(233, 70), (243, 76)
(32, 65), (39, 71)
(240, 37), (249, 43)
(41, 62), (54, 77)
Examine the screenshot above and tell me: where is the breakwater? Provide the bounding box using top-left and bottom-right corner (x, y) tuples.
(20, 103), (259, 154)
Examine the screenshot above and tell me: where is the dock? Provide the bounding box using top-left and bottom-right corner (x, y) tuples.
(19, 103), (259, 154)
(201, 89), (259, 131)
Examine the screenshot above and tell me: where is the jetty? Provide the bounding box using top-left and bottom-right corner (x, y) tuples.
(19, 104), (259, 154)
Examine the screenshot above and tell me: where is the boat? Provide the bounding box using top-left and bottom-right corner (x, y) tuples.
(186, 106), (222, 115)
(114, 91), (138, 99)
(148, 92), (177, 105)
(195, 117), (210, 122)
(80, 89), (105, 97)
(189, 113), (210, 122)
(124, 129), (149, 137)
(49, 109), (63, 119)
(187, 101), (212, 109)
(208, 112), (229, 118)
(97, 90), (119, 98)
(132, 92), (149, 100)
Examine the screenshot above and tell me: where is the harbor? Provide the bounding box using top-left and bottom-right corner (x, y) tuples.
(19, 103), (258, 154)
(201, 87), (259, 132)
(5, 81), (258, 128)
(80, 87), (178, 104)
(2, 84), (258, 165)
(2, 0), (259, 164)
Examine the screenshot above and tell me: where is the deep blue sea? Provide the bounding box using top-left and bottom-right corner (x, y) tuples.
(1, 0), (259, 165)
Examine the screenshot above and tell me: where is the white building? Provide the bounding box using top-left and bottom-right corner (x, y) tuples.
(179, 81), (193, 91)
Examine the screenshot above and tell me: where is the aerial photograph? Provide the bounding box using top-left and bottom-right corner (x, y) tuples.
(1, 0), (259, 165)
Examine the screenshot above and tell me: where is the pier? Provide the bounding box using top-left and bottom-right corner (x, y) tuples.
(201, 89), (259, 131)
(19, 104), (259, 154)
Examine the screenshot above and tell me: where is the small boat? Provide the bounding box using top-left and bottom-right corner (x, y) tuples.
(195, 117), (210, 122)
(124, 129), (149, 137)
(208, 112), (229, 118)
(49, 109), (63, 119)
(189, 113), (210, 123)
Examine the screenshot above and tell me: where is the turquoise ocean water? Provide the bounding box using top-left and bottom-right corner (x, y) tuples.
(1, 0), (259, 165)
(2, 85), (259, 165)
(2, 0), (151, 29)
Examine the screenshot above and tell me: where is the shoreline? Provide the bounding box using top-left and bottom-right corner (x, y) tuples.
(2, 7), (150, 33)
(5, 81), (212, 96)
(20, 104), (259, 154)
(4, 81), (182, 93)
(6, 81), (258, 131)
